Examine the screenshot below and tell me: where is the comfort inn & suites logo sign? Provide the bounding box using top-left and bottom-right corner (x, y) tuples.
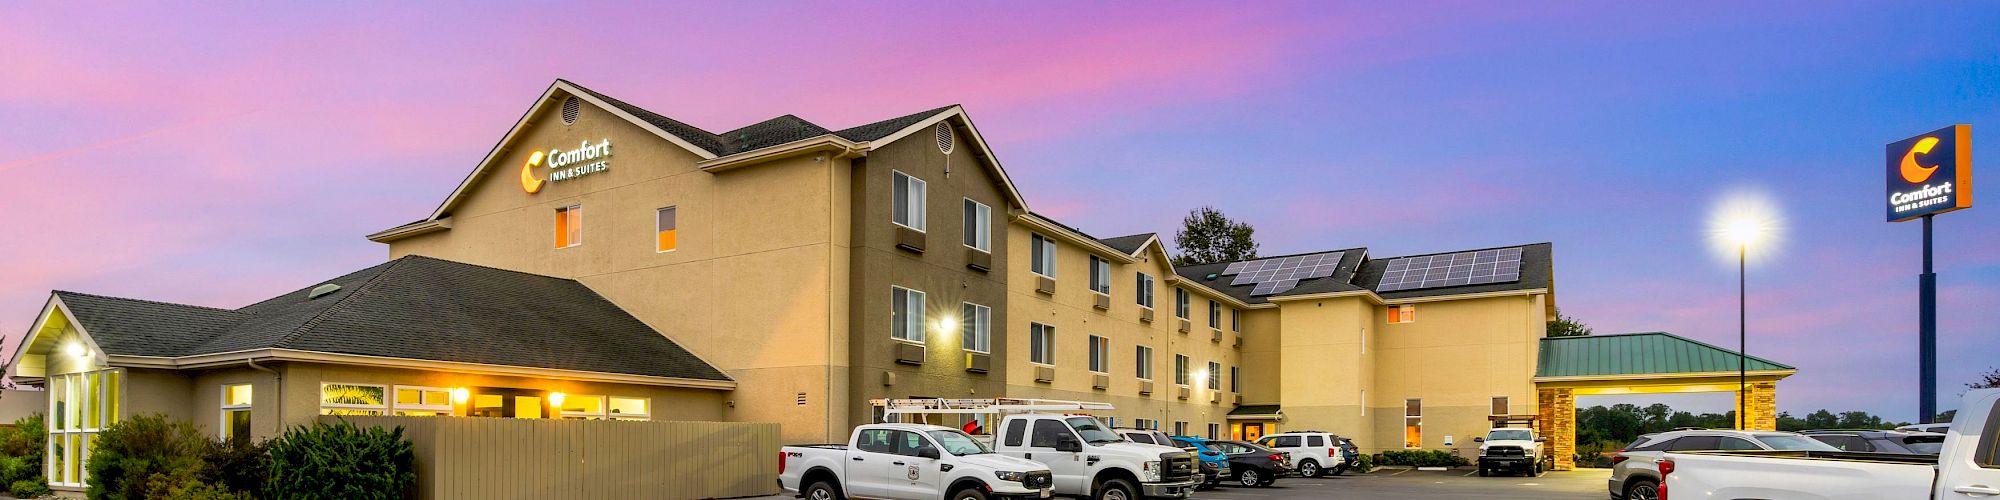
(1886, 125), (1972, 222)
(520, 138), (613, 194)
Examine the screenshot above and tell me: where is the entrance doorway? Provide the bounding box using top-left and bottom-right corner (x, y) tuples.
(1231, 422), (1268, 441)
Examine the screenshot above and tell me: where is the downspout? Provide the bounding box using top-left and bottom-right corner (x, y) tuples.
(247, 358), (282, 430)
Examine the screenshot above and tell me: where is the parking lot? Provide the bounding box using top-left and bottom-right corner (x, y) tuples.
(1196, 468), (1608, 500)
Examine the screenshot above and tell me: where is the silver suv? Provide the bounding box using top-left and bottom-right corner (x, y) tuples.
(1609, 429), (1838, 500)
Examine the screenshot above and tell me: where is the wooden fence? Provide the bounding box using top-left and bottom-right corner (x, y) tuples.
(324, 416), (781, 499)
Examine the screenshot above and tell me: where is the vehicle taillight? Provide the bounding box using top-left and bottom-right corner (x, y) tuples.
(1610, 455), (1628, 465)
(1329, 448), (1337, 457)
(1269, 453), (1285, 462)
(1656, 458), (1673, 500)
(779, 452), (787, 475)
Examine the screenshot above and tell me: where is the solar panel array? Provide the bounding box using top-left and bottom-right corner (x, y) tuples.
(1375, 247), (1523, 292)
(1219, 251), (1344, 296)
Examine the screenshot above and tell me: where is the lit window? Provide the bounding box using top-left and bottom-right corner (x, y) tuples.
(608, 397), (650, 420)
(48, 369), (121, 488)
(554, 204), (582, 248)
(1175, 289), (1190, 319)
(1030, 233), (1056, 278)
(1405, 399), (1423, 448)
(1030, 323), (1055, 365)
(892, 287), (926, 343)
(394, 386), (453, 416)
(1208, 300), (1220, 329)
(1175, 355), (1190, 385)
(1135, 273), (1155, 308)
(656, 207), (678, 252)
(893, 171), (927, 231)
(1388, 304), (1415, 324)
(1088, 256), (1111, 295)
(1135, 345), (1154, 380)
(222, 384), (253, 443)
(962, 303), (992, 353)
(559, 395), (607, 419)
(962, 199), (990, 252)
(1207, 361), (1221, 390)
(1088, 335), (1110, 373)
(320, 383), (387, 416)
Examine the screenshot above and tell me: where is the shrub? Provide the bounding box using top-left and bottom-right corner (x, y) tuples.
(0, 413), (46, 489)
(9, 477), (51, 498)
(1352, 453), (1373, 473)
(87, 414), (213, 499)
(202, 437), (269, 495)
(1378, 449), (1468, 467)
(264, 420), (415, 500)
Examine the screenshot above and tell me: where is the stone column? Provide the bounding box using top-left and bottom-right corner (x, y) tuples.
(1739, 381), (1778, 430)
(1538, 387), (1575, 470)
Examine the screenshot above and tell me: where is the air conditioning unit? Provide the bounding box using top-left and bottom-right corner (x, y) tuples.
(1178, 319), (1191, 333)
(1092, 374), (1110, 390)
(1177, 386), (1190, 400)
(1094, 293), (1110, 310)
(1210, 330), (1222, 343)
(1140, 308), (1155, 323)
(1036, 276), (1056, 295)
(1035, 366), (1056, 383)
(1139, 380), (1155, 395)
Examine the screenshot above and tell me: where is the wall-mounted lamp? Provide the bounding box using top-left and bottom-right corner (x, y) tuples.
(63, 342), (85, 358)
(548, 392), (567, 408)
(451, 387), (470, 404)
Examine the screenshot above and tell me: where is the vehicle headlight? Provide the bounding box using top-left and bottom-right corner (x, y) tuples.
(995, 471), (1028, 482)
(1140, 461), (1163, 482)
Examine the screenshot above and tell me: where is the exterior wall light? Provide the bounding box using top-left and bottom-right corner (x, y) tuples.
(63, 342), (85, 357)
(548, 392), (567, 408)
(451, 387), (470, 404)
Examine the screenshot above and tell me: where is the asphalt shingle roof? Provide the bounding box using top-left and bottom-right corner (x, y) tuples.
(1097, 234), (1155, 255)
(1228, 405), (1282, 416)
(52, 256), (729, 382)
(562, 79), (956, 157)
(1535, 331), (1794, 378)
(1173, 243), (1555, 305)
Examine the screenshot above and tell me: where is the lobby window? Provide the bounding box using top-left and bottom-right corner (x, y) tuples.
(554, 204), (582, 248)
(1135, 345), (1154, 380)
(558, 394), (607, 419)
(1388, 304), (1415, 324)
(892, 171), (927, 231)
(608, 397), (650, 420)
(221, 384), (253, 443)
(49, 368), (122, 488)
(655, 207), (678, 252)
(1029, 323), (1055, 365)
(1208, 300), (1220, 329)
(1135, 273), (1155, 308)
(1174, 354), (1190, 385)
(1088, 335), (1110, 373)
(1030, 233), (1056, 278)
(321, 383), (388, 415)
(1175, 288), (1189, 319)
(1206, 361), (1221, 390)
(394, 386), (454, 416)
(962, 302), (992, 353)
(962, 199), (991, 252)
(1404, 399), (1423, 448)
(1230, 366), (1240, 393)
(1088, 256), (1111, 295)
(1491, 396), (1510, 416)
(892, 286), (927, 343)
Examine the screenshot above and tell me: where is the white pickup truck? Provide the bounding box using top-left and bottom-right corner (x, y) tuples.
(1660, 388), (2000, 500)
(780, 423), (1056, 500)
(875, 398), (1202, 500)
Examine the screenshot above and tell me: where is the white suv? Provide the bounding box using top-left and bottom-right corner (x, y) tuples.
(1255, 431), (1348, 477)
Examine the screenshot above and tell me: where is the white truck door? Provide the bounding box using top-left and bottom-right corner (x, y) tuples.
(1939, 392), (2000, 499)
(851, 428), (905, 499)
(894, 430), (946, 499)
(1028, 418), (1091, 494)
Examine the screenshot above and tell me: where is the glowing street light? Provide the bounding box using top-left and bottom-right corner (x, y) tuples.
(1708, 189), (1783, 430)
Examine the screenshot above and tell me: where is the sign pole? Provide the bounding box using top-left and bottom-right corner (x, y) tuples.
(1920, 214), (1937, 424)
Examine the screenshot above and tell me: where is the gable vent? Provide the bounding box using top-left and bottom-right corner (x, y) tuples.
(307, 283), (342, 300)
(935, 122), (955, 154)
(560, 96), (581, 125)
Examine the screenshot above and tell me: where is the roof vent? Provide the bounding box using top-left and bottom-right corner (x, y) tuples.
(935, 122), (955, 154)
(560, 96), (581, 125)
(307, 283), (342, 300)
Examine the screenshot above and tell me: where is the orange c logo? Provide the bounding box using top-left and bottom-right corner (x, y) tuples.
(520, 150), (546, 194)
(1900, 136), (1940, 184)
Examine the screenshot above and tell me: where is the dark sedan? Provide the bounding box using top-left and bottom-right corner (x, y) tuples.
(1801, 429), (1946, 454)
(1208, 440), (1292, 487)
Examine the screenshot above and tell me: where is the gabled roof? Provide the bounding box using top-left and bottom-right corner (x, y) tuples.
(1173, 248), (1371, 305)
(38, 256), (730, 383)
(1535, 331), (1795, 379)
(1097, 233), (1156, 256)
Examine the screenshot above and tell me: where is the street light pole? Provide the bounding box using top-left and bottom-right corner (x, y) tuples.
(1739, 244), (1747, 430)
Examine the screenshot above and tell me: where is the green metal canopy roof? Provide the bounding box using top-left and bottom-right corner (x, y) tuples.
(1227, 405), (1282, 417)
(1535, 332), (1795, 378)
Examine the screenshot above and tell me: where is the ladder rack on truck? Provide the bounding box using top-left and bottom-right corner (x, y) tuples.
(871, 398), (1117, 430)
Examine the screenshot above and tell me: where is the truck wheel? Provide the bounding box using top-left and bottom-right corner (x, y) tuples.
(805, 481), (844, 500)
(1095, 478), (1135, 500)
(1238, 469), (1262, 487)
(1298, 460), (1321, 478)
(952, 486), (989, 500)
(1623, 479), (1659, 500)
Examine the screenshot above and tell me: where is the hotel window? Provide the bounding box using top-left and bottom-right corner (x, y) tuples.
(554, 204), (582, 248)
(1135, 273), (1155, 308)
(1029, 323), (1055, 365)
(1230, 366), (1240, 393)
(1206, 361), (1221, 390)
(962, 303), (992, 353)
(1135, 345), (1154, 380)
(1174, 354), (1190, 385)
(1388, 304), (1415, 324)
(1491, 396), (1510, 416)
(1030, 233), (1056, 278)
(320, 383), (388, 415)
(1173, 421), (1188, 436)
(1088, 335), (1110, 373)
(892, 171), (926, 231)
(608, 397), (650, 420)
(1404, 399), (1423, 448)
(892, 286), (926, 343)
(1175, 288), (1189, 319)
(394, 386), (454, 416)
(655, 207), (678, 252)
(1207, 423), (1220, 440)
(1088, 256), (1110, 295)
(48, 369), (121, 488)
(221, 384), (253, 443)
(962, 199), (990, 252)
(1231, 309), (1240, 331)
(1208, 300), (1220, 329)
(558, 394), (607, 419)
(1135, 418), (1157, 430)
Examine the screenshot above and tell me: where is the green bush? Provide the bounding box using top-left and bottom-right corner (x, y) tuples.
(0, 413), (47, 489)
(264, 420), (415, 500)
(1378, 449), (1469, 467)
(9, 477), (51, 498)
(1352, 453), (1373, 473)
(201, 437), (269, 495)
(86, 414), (213, 500)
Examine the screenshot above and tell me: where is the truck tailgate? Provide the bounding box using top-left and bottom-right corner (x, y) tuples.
(1665, 451), (1933, 500)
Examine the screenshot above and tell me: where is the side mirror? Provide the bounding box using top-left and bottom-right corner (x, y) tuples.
(918, 447), (941, 459)
(1535, 438), (1548, 443)
(1055, 436), (1083, 453)
(1473, 437), (1485, 443)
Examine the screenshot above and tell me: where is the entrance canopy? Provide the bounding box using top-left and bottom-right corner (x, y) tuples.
(1531, 332), (1797, 470)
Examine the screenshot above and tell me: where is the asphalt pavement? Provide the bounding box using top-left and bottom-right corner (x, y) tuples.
(748, 468), (1612, 500)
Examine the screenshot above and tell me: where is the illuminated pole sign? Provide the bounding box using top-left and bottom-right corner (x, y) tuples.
(1886, 125), (1971, 222)
(520, 138), (613, 194)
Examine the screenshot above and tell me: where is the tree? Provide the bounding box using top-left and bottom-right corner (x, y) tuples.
(1171, 206), (1258, 266)
(1972, 367), (2000, 389)
(1546, 308), (1593, 337)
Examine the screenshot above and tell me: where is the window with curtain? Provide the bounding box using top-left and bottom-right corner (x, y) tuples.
(554, 204), (582, 248)
(655, 207), (677, 252)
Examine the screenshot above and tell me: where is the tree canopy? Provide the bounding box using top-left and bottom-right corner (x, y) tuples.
(1171, 206), (1258, 266)
(1546, 308), (1593, 337)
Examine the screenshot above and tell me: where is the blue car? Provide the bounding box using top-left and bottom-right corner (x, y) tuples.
(1170, 436), (1235, 488)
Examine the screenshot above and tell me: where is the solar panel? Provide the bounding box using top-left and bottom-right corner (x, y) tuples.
(1218, 251), (1344, 296)
(1375, 247), (1522, 292)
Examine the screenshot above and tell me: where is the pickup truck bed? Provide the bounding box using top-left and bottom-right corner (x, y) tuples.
(1662, 450), (1938, 499)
